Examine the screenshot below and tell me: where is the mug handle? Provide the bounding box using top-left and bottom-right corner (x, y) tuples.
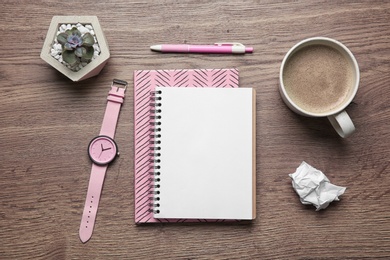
(327, 110), (355, 138)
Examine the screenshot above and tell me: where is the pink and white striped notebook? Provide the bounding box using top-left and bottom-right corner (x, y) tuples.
(134, 69), (250, 224)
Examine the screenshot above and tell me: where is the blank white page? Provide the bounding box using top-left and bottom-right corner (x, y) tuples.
(153, 87), (256, 220)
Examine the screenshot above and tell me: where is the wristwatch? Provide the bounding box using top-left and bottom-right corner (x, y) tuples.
(79, 79), (127, 243)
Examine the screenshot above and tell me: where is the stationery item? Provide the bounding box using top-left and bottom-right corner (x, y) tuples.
(80, 79), (127, 243)
(289, 161), (346, 211)
(151, 87), (256, 220)
(279, 37), (359, 138)
(150, 43), (253, 54)
(134, 68), (242, 223)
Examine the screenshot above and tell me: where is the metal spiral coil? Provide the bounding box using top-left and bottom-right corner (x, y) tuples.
(149, 89), (162, 214)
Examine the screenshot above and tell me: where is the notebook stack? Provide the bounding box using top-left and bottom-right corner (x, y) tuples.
(133, 69), (256, 223)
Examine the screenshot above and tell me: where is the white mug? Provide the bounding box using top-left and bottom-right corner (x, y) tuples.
(279, 37), (359, 138)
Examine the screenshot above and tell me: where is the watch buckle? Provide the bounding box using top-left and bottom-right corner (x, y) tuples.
(112, 79), (128, 92)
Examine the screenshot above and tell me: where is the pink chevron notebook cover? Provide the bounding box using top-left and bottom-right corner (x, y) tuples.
(134, 68), (239, 223)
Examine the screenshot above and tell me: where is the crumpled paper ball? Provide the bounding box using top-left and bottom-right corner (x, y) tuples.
(289, 161), (346, 211)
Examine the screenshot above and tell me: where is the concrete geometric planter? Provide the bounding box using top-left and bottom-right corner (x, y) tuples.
(41, 16), (110, 82)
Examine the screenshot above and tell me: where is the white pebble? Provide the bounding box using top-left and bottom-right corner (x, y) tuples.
(89, 30), (95, 36)
(61, 24), (67, 30)
(81, 62), (88, 66)
(54, 54), (60, 59)
(58, 56), (63, 63)
(93, 51), (99, 58)
(66, 24), (72, 30)
(78, 26), (89, 34)
(76, 23), (82, 28)
(54, 43), (62, 51)
(93, 45), (100, 52)
(85, 25), (93, 30)
(51, 49), (58, 57)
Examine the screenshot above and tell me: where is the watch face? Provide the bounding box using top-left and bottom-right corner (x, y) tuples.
(88, 136), (118, 165)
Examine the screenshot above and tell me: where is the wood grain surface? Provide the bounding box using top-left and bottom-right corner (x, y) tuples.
(1, 1), (390, 259)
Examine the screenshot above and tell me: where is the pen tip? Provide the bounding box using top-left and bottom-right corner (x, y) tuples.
(245, 47), (254, 53)
(150, 45), (162, 52)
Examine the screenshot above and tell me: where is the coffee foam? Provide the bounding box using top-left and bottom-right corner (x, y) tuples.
(283, 44), (354, 114)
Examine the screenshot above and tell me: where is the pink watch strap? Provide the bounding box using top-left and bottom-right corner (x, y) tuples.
(80, 80), (127, 243)
(79, 164), (107, 243)
(99, 86), (126, 138)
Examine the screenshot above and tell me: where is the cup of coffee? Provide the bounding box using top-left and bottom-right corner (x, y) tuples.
(279, 37), (359, 138)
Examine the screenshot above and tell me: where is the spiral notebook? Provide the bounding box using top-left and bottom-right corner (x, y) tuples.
(151, 87), (256, 220)
(133, 69), (255, 223)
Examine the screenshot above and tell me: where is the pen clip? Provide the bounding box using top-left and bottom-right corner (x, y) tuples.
(214, 42), (245, 47)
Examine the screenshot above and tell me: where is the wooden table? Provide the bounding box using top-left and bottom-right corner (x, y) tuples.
(1, 1), (389, 259)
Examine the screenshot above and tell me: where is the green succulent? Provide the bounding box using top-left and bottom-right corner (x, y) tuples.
(57, 27), (95, 67)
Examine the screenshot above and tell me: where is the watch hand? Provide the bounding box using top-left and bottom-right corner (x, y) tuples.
(102, 147), (112, 151)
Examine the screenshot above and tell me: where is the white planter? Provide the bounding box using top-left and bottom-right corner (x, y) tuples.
(41, 16), (110, 82)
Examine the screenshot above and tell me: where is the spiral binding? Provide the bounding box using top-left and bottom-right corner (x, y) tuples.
(149, 90), (162, 214)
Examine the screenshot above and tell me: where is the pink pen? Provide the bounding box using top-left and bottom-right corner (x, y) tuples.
(150, 43), (253, 54)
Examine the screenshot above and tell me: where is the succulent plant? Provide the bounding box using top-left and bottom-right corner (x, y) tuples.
(57, 27), (95, 67)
